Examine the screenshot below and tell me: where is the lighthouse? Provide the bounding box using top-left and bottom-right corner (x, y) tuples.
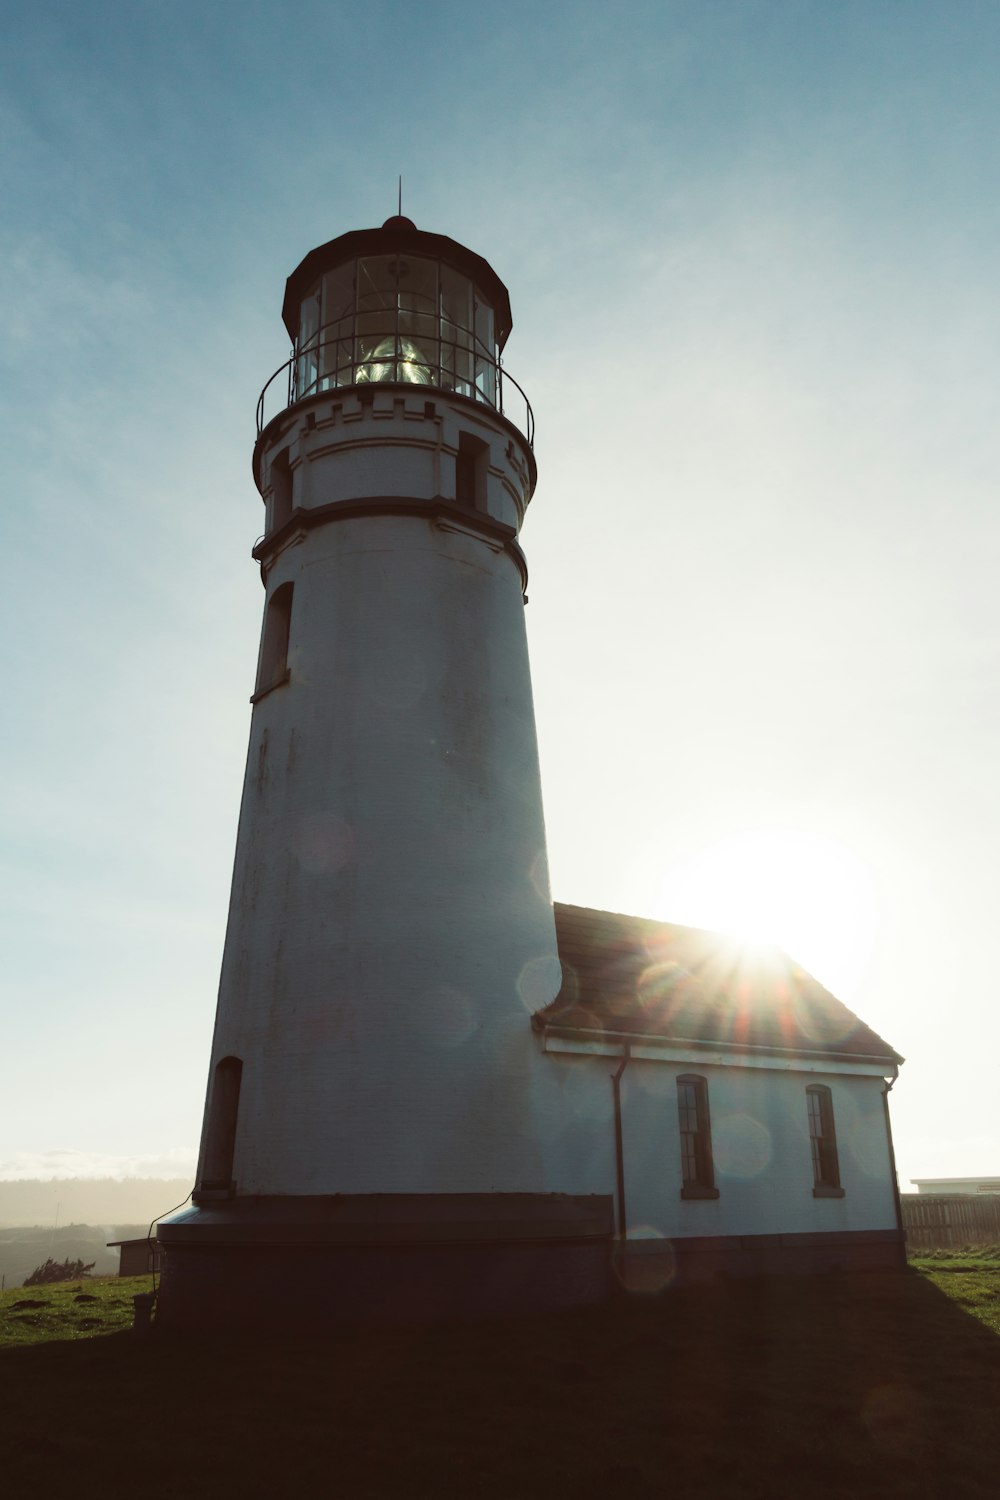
(157, 218), (614, 1327)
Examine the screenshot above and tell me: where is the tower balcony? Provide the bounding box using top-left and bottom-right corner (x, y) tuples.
(256, 329), (534, 448)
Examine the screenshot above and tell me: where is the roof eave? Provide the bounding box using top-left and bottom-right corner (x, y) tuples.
(281, 225), (514, 347)
(533, 1014), (903, 1071)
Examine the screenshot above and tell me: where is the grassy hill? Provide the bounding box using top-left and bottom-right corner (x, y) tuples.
(2, 1262), (1000, 1497)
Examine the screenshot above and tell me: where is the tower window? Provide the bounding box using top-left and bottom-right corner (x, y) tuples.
(807, 1085), (844, 1197)
(677, 1074), (719, 1199)
(200, 1056), (243, 1192)
(269, 448), (293, 533)
(253, 582), (293, 701)
(456, 432), (488, 509)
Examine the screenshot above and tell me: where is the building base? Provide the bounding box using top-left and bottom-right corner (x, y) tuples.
(156, 1193), (614, 1331)
(613, 1228), (906, 1294)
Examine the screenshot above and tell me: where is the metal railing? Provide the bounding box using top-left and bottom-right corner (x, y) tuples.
(256, 331), (534, 447)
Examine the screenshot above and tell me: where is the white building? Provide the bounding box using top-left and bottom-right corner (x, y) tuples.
(539, 903), (903, 1287)
(911, 1178), (1000, 1195)
(157, 218), (904, 1329)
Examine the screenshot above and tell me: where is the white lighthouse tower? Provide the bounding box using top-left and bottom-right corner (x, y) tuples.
(157, 217), (613, 1327)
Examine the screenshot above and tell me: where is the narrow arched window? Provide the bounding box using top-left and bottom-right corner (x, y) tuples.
(200, 1056), (243, 1191)
(806, 1084), (844, 1197)
(253, 581), (293, 701)
(677, 1074), (719, 1200)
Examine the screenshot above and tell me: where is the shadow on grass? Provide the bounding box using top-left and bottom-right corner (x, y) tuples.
(2, 1271), (1000, 1499)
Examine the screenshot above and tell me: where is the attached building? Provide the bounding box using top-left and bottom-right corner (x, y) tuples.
(533, 903), (905, 1283)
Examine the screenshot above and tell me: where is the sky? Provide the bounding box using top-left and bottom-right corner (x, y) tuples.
(3, 0), (1000, 1195)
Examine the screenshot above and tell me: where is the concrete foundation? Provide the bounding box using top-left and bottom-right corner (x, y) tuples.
(612, 1228), (906, 1294)
(156, 1193), (614, 1329)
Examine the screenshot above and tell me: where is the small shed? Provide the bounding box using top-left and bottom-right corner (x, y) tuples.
(107, 1237), (160, 1276)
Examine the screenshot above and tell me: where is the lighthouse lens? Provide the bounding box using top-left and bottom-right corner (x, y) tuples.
(356, 335), (434, 386)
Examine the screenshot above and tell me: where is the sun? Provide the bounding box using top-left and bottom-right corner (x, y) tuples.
(653, 827), (881, 1002)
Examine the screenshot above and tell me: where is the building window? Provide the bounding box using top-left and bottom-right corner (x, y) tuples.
(268, 447), (293, 533)
(200, 1056), (243, 1192)
(677, 1074), (719, 1199)
(807, 1085), (845, 1198)
(455, 431), (488, 509)
(253, 582), (293, 701)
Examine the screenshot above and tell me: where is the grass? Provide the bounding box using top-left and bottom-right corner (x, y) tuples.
(909, 1243), (1000, 1269)
(3, 1266), (1000, 1498)
(0, 1275), (142, 1346)
(906, 1249), (1000, 1339)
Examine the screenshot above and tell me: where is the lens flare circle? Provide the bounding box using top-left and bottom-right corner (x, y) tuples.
(712, 1112), (773, 1179)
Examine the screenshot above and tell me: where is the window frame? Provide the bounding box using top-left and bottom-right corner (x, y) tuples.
(268, 446), (293, 534)
(677, 1073), (719, 1200)
(807, 1083), (845, 1198)
(252, 580), (294, 703)
(199, 1055), (243, 1194)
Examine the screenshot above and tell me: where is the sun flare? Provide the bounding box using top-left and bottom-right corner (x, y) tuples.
(654, 828), (880, 1002)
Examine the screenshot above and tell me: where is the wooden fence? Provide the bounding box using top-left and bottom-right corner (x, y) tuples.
(900, 1194), (1000, 1249)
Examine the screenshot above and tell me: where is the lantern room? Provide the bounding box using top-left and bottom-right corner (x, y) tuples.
(256, 216), (530, 438)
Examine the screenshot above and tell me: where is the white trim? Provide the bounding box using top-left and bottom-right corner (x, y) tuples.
(540, 1032), (897, 1079)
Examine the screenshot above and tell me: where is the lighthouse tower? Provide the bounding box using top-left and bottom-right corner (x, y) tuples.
(157, 218), (613, 1327)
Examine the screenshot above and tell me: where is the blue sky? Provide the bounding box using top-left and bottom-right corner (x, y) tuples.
(4, 0), (1000, 1189)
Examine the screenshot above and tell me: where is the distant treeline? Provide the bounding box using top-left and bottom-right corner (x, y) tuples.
(0, 1178), (193, 1230)
(0, 1224), (152, 1288)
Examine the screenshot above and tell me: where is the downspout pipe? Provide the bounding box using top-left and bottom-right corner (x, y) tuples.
(882, 1074), (907, 1268)
(611, 1046), (631, 1241)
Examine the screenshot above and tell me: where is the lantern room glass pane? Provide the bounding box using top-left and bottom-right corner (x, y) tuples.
(318, 266), (354, 392)
(398, 256), (437, 315)
(474, 297), (494, 355)
(321, 265), (355, 325)
(473, 297), (495, 403)
(398, 257), (438, 361)
(441, 263), (473, 398)
(356, 255), (397, 312)
(441, 264), (472, 339)
(475, 354), (496, 405)
(299, 289), (320, 349)
(296, 290), (320, 400)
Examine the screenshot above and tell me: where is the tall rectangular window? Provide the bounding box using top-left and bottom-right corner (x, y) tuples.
(677, 1075), (719, 1199)
(807, 1085), (844, 1197)
(268, 448), (293, 534)
(456, 431), (488, 509)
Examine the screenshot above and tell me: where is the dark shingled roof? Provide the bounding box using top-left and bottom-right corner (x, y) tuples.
(535, 903), (902, 1066)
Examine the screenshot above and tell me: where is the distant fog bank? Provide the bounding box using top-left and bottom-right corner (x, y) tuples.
(0, 1178), (194, 1228)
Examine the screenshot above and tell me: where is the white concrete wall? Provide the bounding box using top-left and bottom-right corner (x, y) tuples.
(530, 1050), (898, 1238)
(258, 387), (531, 534)
(199, 391), (581, 1198)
